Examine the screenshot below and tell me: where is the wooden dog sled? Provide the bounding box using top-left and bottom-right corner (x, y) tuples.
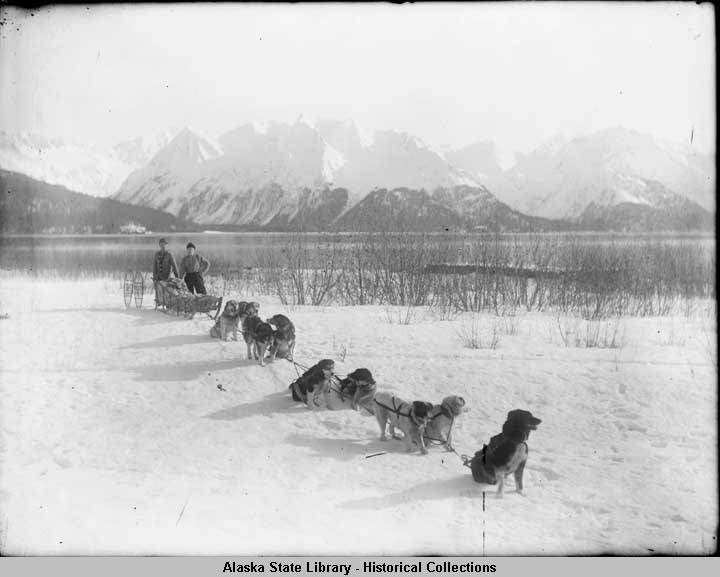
(154, 277), (223, 319)
(122, 270), (223, 320)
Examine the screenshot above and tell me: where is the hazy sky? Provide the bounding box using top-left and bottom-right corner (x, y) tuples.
(0, 2), (715, 155)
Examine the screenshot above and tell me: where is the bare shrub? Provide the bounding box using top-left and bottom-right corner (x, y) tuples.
(263, 233), (345, 306)
(383, 305), (419, 325)
(425, 298), (460, 322)
(498, 314), (519, 336)
(699, 301), (717, 367)
(555, 316), (625, 349)
(456, 313), (501, 349)
(655, 320), (687, 347)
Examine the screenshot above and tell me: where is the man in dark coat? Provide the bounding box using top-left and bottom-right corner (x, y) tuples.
(152, 237), (179, 307)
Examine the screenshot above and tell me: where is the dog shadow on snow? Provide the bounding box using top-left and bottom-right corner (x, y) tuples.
(122, 333), (213, 349)
(341, 475), (481, 510)
(35, 307), (191, 326)
(205, 391), (306, 420)
(133, 358), (260, 382)
(284, 433), (388, 462)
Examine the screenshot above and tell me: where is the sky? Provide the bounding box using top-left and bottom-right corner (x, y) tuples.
(0, 2), (715, 156)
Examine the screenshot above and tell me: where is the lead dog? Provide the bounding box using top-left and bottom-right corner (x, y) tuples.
(373, 391), (433, 455)
(423, 395), (467, 451)
(266, 314), (296, 362)
(468, 409), (542, 497)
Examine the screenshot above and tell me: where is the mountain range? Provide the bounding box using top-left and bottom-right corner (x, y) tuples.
(456, 128), (715, 219)
(0, 122), (714, 233)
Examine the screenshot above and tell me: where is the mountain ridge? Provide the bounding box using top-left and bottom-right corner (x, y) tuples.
(0, 123), (714, 233)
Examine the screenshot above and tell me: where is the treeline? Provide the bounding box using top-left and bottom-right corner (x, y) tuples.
(0, 169), (197, 234)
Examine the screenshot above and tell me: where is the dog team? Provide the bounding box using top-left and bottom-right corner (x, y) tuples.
(209, 299), (295, 367)
(208, 296), (542, 496)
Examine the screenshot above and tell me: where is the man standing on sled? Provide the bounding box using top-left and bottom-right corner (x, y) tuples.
(179, 242), (211, 295)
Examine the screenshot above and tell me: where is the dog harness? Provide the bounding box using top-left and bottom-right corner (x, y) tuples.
(373, 397), (427, 429)
(423, 402), (456, 445)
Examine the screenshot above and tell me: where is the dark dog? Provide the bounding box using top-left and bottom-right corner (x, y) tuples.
(266, 314), (296, 362)
(242, 315), (274, 365)
(337, 368), (376, 411)
(469, 409), (541, 497)
(289, 359), (335, 408)
(237, 301), (260, 319)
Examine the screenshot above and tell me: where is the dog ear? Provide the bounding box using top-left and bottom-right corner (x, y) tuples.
(502, 419), (517, 436)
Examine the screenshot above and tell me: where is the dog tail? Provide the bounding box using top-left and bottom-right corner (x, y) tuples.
(289, 381), (303, 402)
(469, 446), (497, 484)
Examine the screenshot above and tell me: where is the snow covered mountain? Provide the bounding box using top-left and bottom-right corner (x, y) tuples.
(111, 129), (180, 167)
(461, 128), (716, 221)
(443, 140), (510, 183)
(4, 122), (713, 232)
(0, 130), (175, 198)
(114, 121), (485, 230)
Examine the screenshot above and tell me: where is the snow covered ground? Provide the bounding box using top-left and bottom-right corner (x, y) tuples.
(0, 276), (716, 555)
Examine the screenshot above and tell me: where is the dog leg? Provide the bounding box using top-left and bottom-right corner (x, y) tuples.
(318, 380), (331, 407)
(310, 387), (324, 410)
(514, 461), (526, 494)
(388, 421), (398, 440)
(404, 434), (414, 452)
(445, 429), (454, 452)
(375, 413), (388, 441)
(496, 472), (505, 498)
(257, 343), (268, 366)
(417, 430), (428, 455)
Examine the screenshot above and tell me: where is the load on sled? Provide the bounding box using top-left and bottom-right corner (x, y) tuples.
(154, 277), (223, 319)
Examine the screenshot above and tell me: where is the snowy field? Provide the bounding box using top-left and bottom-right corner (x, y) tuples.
(0, 275), (717, 555)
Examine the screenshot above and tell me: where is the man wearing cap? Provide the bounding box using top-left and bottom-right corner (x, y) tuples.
(178, 242), (211, 295)
(153, 238), (179, 282)
(152, 238), (179, 308)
